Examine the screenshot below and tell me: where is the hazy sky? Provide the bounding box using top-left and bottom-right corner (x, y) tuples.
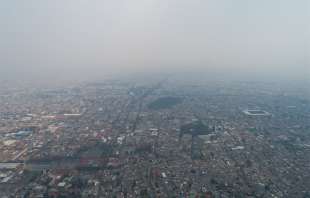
(1, 0), (309, 83)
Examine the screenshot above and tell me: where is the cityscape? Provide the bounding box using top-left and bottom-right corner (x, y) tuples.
(1, 0), (309, 197)
(0, 77), (309, 197)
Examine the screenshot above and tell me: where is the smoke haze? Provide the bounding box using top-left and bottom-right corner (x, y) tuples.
(1, 0), (309, 84)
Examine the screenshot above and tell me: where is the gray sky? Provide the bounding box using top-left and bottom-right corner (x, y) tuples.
(0, 0), (309, 84)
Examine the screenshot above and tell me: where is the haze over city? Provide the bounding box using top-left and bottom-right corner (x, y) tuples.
(1, 1), (310, 197)
(1, 0), (309, 84)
